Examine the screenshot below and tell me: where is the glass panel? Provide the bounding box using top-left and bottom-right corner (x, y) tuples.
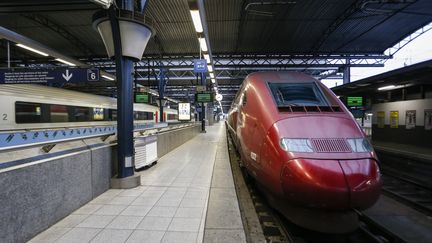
(15, 102), (42, 123)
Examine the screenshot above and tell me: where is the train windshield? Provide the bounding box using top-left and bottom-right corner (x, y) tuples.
(268, 82), (329, 107)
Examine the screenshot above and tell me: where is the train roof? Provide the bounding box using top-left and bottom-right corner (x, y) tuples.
(245, 72), (318, 84)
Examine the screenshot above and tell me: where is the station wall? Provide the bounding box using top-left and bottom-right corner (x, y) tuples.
(0, 144), (113, 243)
(371, 98), (432, 147)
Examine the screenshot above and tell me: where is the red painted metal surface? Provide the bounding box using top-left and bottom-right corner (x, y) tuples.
(227, 72), (381, 219)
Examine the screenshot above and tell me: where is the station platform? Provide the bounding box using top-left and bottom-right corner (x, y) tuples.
(29, 123), (246, 243)
(372, 140), (432, 161)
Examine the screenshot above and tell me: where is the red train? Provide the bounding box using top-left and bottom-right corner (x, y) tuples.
(227, 72), (381, 233)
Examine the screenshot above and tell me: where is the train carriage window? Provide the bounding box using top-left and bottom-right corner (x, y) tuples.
(135, 111), (154, 120)
(93, 108), (105, 121)
(72, 107), (91, 122)
(109, 109), (117, 121)
(167, 113), (178, 120)
(15, 102), (43, 123)
(268, 82), (329, 107)
(50, 105), (69, 122)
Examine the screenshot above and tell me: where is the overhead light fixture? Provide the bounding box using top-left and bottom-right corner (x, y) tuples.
(102, 75), (114, 81)
(209, 72), (214, 79)
(211, 79), (216, 84)
(378, 85), (396, 91)
(190, 10), (203, 33)
(55, 58), (76, 66)
(204, 54), (210, 64)
(199, 37), (207, 52)
(16, 43), (48, 57)
(93, 10), (153, 61)
(207, 65), (213, 72)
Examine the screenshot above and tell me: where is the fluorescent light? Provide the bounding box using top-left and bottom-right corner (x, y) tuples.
(16, 43), (48, 56)
(102, 75), (114, 81)
(55, 58), (76, 66)
(378, 85), (396, 91)
(190, 10), (203, 33)
(199, 37), (207, 52)
(207, 65), (213, 72)
(211, 79), (216, 84)
(209, 72), (214, 79)
(204, 54), (210, 64)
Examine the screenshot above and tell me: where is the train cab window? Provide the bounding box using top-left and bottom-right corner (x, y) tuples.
(15, 102), (43, 123)
(268, 82), (329, 107)
(72, 107), (91, 122)
(50, 105), (69, 122)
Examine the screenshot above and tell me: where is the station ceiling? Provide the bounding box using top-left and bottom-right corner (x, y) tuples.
(1, 0), (432, 111)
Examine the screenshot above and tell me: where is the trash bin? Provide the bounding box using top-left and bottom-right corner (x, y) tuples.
(134, 135), (158, 169)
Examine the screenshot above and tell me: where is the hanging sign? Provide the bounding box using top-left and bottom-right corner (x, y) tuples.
(193, 59), (207, 73)
(0, 68), (100, 84)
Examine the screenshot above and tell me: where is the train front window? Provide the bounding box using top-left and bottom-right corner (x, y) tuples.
(15, 102), (43, 123)
(268, 82), (329, 107)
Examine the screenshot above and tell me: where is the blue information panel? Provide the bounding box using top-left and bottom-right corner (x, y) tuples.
(0, 68), (100, 84)
(193, 59), (207, 73)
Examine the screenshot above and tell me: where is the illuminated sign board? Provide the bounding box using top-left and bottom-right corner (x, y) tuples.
(347, 97), (363, 107)
(195, 92), (213, 103)
(135, 93), (150, 103)
(178, 103), (191, 121)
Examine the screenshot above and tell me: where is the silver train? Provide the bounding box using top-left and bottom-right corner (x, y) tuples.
(0, 84), (179, 131)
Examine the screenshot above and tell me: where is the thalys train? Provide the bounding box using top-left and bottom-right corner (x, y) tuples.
(0, 84), (179, 131)
(227, 72), (381, 233)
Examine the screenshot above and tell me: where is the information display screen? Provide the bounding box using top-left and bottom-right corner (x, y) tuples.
(178, 103), (191, 121)
(347, 97), (363, 107)
(195, 92), (213, 103)
(135, 93), (150, 103)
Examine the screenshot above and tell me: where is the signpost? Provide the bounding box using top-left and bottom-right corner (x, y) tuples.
(347, 97), (363, 107)
(195, 92), (213, 103)
(0, 68), (100, 84)
(178, 103), (191, 121)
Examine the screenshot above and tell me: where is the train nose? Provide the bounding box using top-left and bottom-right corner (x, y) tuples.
(281, 159), (381, 210)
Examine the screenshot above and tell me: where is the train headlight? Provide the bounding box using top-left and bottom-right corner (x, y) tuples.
(347, 138), (373, 152)
(280, 138), (314, 152)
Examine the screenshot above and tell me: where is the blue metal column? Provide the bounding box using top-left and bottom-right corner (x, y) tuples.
(201, 72), (206, 132)
(109, 0), (135, 178)
(158, 69), (167, 122)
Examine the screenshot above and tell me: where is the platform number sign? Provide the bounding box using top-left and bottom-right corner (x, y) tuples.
(87, 68), (100, 81)
(193, 59), (207, 73)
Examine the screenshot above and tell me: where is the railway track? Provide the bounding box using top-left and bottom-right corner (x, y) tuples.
(226, 130), (405, 243)
(382, 172), (432, 217)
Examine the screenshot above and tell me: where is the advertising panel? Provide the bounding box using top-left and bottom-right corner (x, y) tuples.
(377, 111), (385, 128)
(93, 108), (104, 121)
(425, 109), (432, 131)
(405, 110), (416, 129)
(390, 111), (399, 128)
(178, 103), (191, 121)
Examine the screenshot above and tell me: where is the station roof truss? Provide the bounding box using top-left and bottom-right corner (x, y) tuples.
(332, 59), (432, 96)
(1, 0), (432, 111)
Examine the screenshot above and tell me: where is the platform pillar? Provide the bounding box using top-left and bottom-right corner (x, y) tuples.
(92, 0), (152, 188)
